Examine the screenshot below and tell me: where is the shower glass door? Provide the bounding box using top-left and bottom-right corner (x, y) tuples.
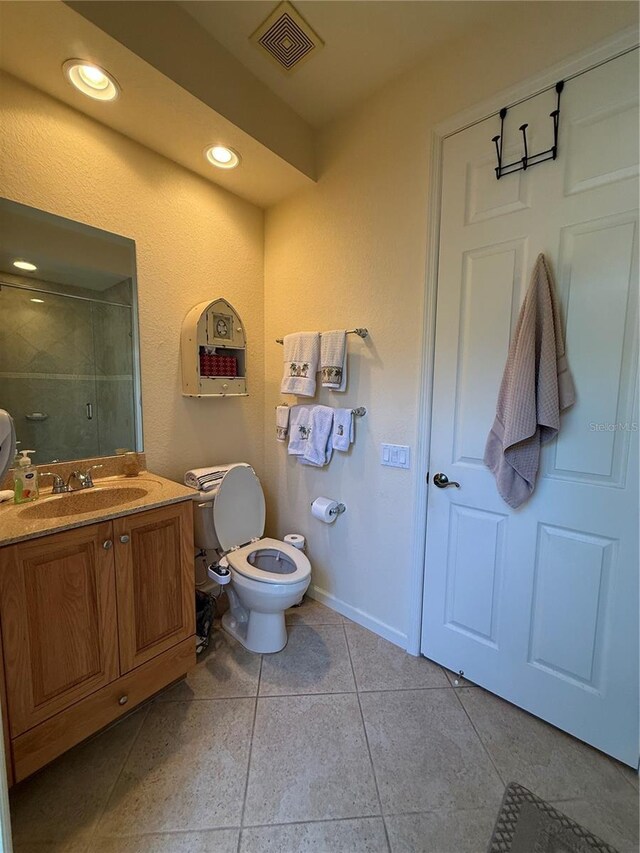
(0, 284), (135, 465)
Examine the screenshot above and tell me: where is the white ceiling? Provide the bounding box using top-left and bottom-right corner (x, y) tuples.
(180, 1), (512, 127)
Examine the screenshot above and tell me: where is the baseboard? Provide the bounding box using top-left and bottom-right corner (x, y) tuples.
(308, 584), (409, 652)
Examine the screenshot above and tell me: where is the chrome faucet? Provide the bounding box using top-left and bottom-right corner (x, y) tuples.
(66, 471), (89, 491)
(66, 464), (103, 491)
(39, 472), (67, 494)
(83, 464), (103, 487)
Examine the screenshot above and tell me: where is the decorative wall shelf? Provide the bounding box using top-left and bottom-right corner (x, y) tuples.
(181, 298), (247, 397)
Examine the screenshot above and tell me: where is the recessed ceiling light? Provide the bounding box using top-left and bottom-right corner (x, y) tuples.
(63, 60), (120, 101)
(30, 298), (44, 304)
(205, 145), (241, 170)
(13, 259), (37, 272)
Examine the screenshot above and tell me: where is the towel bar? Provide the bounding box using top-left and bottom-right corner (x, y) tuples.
(276, 404), (366, 417)
(275, 328), (368, 345)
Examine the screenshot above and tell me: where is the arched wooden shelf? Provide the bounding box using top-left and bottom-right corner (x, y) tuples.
(181, 298), (247, 397)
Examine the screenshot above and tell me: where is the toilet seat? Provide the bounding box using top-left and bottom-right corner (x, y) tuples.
(227, 537), (311, 585)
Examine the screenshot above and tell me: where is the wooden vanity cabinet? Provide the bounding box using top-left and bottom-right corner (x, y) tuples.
(114, 503), (195, 673)
(0, 501), (195, 783)
(0, 521), (119, 739)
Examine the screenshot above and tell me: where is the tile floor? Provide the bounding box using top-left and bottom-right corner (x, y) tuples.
(9, 599), (639, 853)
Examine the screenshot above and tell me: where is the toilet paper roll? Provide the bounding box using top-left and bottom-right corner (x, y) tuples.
(311, 496), (340, 524)
(284, 534), (305, 550)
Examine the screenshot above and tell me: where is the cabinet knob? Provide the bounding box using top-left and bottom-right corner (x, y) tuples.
(103, 540), (113, 550)
(118, 695), (128, 706)
(119, 534), (130, 544)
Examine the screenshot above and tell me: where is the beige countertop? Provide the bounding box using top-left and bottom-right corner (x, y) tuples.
(0, 471), (194, 546)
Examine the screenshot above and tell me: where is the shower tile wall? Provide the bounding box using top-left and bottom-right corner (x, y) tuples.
(93, 301), (136, 458)
(0, 286), (135, 464)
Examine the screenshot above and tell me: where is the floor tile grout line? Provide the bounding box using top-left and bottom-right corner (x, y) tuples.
(355, 684), (454, 694)
(343, 623), (392, 853)
(86, 702), (153, 845)
(237, 653), (263, 849)
(91, 815), (397, 846)
(155, 684), (457, 704)
(343, 621), (363, 695)
(380, 814), (395, 852)
(94, 824), (242, 841)
(240, 813), (386, 830)
(451, 688), (507, 788)
(157, 689), (265, 703)
(379, 805), (500, 819)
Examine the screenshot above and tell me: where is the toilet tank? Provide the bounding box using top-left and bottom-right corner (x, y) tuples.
(192, 492), (221, 550)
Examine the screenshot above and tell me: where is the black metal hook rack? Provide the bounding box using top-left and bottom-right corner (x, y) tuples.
(492, 81), (564, 179)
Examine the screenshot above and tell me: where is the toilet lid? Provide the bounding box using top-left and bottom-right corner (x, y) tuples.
(213, 464), (266, 552)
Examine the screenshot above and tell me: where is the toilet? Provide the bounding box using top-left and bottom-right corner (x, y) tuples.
(191, 463), (311, 653)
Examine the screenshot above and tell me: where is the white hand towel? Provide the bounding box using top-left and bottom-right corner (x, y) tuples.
(281, 332), (320, 397)
(320, 330), (347, 390)
(276, 405), (290, 441)
(484, 254), (575, 508)
(303, 406), (334, 467)
(184, 465), (234, 492)
(288, 406), (314, 456)
(332, 408), (354, 451)
(335, 344), (348, 392)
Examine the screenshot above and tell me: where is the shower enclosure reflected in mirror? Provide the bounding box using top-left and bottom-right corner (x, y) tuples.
(0, 198), (143, 465)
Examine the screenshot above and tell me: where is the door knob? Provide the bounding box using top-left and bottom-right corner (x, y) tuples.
(118, 695), (128, 706)
(119, 535), (130, 544)
(103, 540), (113, 549)
(433, 473), (460, 489)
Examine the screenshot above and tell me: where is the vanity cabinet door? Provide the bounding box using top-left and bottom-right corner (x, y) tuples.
(0, 522), (119, 737)
(113, 502), (195, 673)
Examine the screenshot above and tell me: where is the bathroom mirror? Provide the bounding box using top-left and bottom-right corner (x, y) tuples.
(0, 198), (143, 465)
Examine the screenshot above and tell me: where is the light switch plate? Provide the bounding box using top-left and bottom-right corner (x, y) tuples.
(381, 443), (410, 469)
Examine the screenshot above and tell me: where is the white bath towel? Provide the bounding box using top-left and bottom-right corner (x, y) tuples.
(281, 332), (321, 397)
(184, 465), (233, 492)
(303, 406), (334, 467)
(276, 405), (290, 441)
(484, 254), (575, 508)
(332, 408), (354, 451)
(288, 406), (314, 456)
(321, 330), (347, 391)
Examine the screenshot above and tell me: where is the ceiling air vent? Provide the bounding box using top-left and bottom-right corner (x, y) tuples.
(250, 1), (324, 74)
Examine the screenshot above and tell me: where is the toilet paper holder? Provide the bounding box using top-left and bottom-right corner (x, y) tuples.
(310, 501), (346, 517)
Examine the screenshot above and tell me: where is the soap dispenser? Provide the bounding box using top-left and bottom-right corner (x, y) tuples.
(13, 450), (39, 503)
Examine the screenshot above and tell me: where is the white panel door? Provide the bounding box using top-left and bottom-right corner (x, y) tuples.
(422, 50), (639, 766)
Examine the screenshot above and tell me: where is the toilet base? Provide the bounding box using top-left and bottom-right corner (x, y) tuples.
(222, 609), (288, 654)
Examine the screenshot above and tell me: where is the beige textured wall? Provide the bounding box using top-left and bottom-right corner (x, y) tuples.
(1, 73), (265, 483)
(263, 4), (638, 645)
